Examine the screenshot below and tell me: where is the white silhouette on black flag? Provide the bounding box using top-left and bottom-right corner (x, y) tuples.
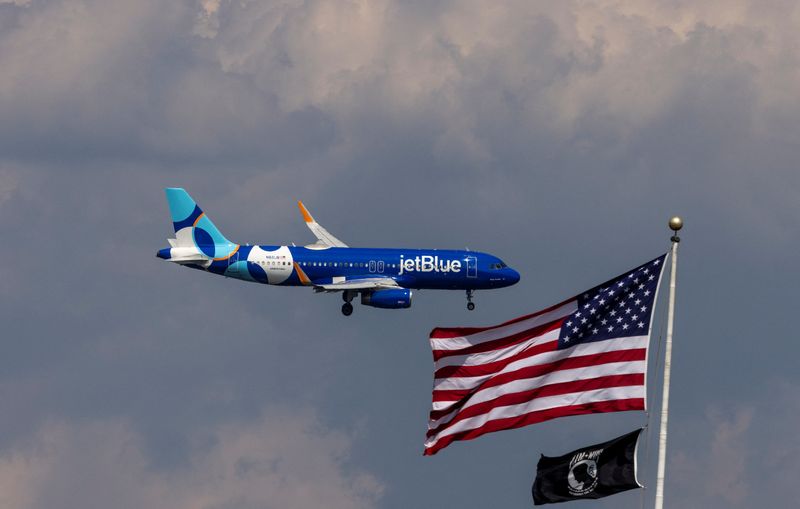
(532, 428), (642, 505)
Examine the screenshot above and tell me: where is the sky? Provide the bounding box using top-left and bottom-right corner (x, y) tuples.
(0, 0), (798, 507)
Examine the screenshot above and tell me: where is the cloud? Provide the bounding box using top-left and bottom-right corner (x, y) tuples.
(0, 410), (383, 509)
(194, 0), (223, 39)
(1, 0), (795, 249)
(706, 408), (752, 502)
(197, 0), (800, 140)
(669, 379), (800, 508)
(0, 164), (18, 206)
(671, 407), (753, 505)
(1, 0), (797, 168)
(0, 2), (798, 508)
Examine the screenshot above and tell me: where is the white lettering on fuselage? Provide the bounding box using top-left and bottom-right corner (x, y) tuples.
(398, 255), (462, 276)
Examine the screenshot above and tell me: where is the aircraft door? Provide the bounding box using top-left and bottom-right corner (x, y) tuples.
(377, 261), (384, 273)
(228, 252), (239, 273)
(466, 256), (477, 278)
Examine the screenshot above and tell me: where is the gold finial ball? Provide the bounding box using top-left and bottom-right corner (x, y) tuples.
(669, 216), (683, 232)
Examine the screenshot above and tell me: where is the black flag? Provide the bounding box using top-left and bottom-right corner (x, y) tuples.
(532, 429), (642, 505)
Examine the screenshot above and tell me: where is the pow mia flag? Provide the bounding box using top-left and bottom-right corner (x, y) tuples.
(532, 429), (642, 505)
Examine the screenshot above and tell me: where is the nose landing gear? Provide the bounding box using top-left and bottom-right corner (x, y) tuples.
(466, 289), (475, 311)
(342, 302), (353, 316)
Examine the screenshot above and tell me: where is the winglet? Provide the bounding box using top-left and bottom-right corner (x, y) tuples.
(295, 200), (348, 248)
(298, 201), (314, 223)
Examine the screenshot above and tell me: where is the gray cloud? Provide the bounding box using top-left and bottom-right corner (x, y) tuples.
(0, 1), (798, 508)
(672, 407), (753, 505)
(670, 378), (800, 507)
(0, 409), (382, 509)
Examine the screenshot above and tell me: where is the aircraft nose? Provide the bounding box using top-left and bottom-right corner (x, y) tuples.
(506, 268), (520, 285)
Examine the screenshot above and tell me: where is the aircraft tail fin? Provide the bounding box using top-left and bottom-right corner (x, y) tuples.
(164, 188), (236, 259)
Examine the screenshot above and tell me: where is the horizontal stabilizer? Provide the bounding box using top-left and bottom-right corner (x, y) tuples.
(156, 246), (209, 264)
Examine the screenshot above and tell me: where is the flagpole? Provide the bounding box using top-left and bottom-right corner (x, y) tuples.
(654, 216), (682, 509)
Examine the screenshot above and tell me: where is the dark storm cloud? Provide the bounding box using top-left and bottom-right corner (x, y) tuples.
(0, 0), (798, 508)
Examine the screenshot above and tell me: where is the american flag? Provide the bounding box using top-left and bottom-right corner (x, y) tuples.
(424, 254), (667, 456)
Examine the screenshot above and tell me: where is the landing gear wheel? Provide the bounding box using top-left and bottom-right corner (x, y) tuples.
(466, 289), (475, 311)
(342, 302), (354, 316)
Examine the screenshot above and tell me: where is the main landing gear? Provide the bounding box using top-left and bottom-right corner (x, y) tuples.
(466, 289), (475, 311)
(342, 290), (356, 316)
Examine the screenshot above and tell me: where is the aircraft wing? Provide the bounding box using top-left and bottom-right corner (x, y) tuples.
(292, 263), (399, 292)
(313, 277), (401, 292)
(298, 201), (348, 248)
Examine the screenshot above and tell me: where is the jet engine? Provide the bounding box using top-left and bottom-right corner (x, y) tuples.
(361, 289), (412, 309)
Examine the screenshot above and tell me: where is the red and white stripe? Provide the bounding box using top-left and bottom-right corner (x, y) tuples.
(423, 299), (649, 456)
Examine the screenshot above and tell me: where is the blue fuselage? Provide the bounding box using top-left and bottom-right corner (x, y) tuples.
(159, 245), (520, 290)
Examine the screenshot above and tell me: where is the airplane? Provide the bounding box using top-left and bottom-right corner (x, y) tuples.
(156, 188), (520, 315)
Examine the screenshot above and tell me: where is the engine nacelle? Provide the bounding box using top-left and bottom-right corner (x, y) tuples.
(361, 289), (412, 309)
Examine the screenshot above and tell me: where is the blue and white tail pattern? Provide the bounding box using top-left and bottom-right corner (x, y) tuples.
(165, 188), (237, 260)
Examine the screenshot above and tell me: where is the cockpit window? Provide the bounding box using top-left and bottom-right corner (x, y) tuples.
(489, 262), (508, 270)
